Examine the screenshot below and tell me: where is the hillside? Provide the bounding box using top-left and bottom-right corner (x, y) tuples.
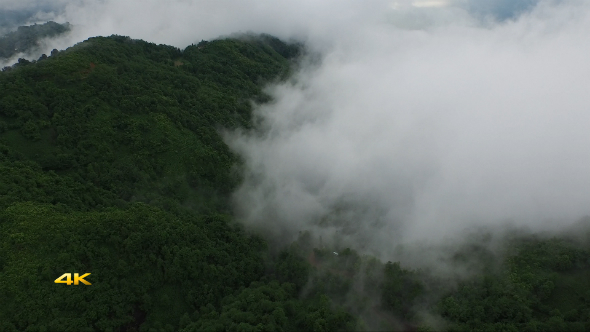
(0, 34), (358, 332)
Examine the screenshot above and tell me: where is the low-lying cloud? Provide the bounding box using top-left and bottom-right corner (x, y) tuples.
(227, 0), (590, 259)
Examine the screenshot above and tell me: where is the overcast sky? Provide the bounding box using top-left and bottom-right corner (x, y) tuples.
(2, 0), (546, 46)
(3, 0), (589, 259)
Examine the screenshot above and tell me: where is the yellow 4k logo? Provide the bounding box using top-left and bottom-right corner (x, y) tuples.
(54, 273), (92, 285)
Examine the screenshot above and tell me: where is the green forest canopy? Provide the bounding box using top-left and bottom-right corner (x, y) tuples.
(1, 33), (590, 332)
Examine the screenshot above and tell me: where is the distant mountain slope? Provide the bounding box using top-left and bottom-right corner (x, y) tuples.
(0, 9), (39, 35)
(0, 21), (70, 59)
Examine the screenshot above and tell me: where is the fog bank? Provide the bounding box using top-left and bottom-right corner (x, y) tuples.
(226, 0), (590, 260)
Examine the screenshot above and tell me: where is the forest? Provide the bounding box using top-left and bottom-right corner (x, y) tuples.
(1, 31), (590, 331)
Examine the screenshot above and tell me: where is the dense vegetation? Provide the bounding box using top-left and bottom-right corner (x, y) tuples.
(0, 34), (356, 331)
(1, 32), (590, 331)
(0, 21), (70, 60)
(438, 228), (590, 332)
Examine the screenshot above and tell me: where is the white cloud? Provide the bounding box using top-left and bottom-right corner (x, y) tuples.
(412, 1), (451, 8)
(224, 0), (590, 260)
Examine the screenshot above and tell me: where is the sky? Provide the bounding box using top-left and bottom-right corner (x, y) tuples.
(1, 0), (545, 47)
(3, 0), (590, 261)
